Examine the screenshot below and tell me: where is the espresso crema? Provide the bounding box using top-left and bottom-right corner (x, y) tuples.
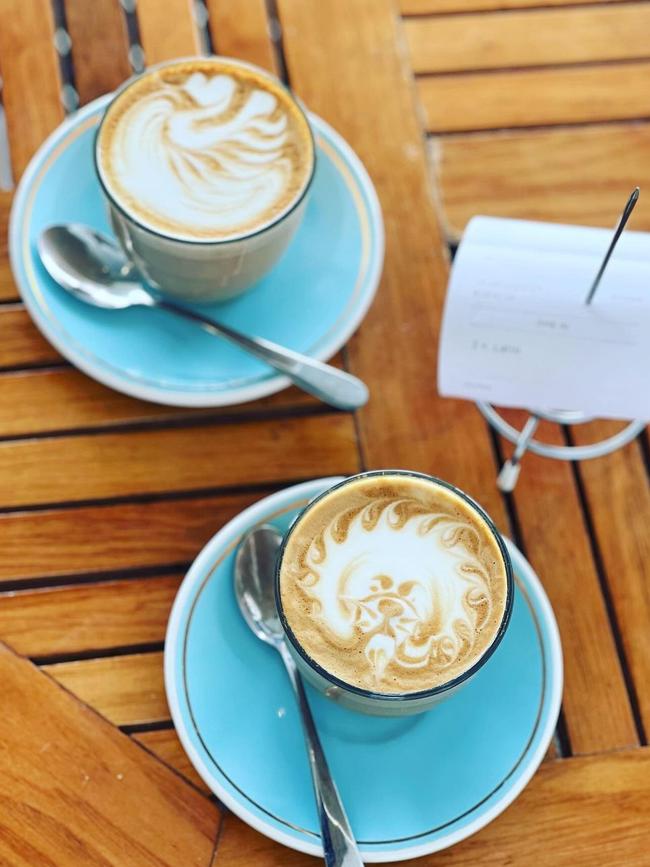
(279, 474), (509, 694)
(96, 59), (314, 242)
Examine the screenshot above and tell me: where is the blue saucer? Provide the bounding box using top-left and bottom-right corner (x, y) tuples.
(165, 478), (563, 862)
(10, 97), (383, 407)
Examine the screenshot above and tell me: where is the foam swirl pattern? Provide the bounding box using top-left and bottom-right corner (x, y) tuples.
(97, 60), (313, 241)
(280, 476), (508, 694)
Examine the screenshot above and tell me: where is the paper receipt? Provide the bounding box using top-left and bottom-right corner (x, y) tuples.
(438, 216), (650, 421)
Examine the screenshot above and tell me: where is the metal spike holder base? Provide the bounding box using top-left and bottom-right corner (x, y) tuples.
(477, 402), (645, 492)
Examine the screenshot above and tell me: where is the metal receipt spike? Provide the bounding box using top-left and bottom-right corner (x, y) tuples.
(585, 187), (640, 305)
(495, 188), (641, 493)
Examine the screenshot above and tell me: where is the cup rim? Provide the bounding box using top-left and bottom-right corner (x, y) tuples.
(275, 469), (515, 703)
(93, 55), (317, 246)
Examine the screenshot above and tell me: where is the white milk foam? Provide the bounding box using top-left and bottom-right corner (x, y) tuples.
(302, 505), (492, 685)
(280, 477), (508, 694)
(99, 66), (311, 240)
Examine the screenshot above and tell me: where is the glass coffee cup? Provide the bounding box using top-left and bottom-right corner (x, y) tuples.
(94, 56), (315, 303)
(276, 470), (514, 716)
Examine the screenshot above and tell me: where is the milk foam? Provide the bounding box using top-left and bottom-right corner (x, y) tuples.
(97, 62), (313, 241)
(280, 477), (508, 694)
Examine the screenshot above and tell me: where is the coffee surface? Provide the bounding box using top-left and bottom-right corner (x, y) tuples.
(280, 474), (509, 694)
(97, 59), (313, 241)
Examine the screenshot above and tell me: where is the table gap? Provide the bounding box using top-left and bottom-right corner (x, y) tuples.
(430, 114), (650, 136)
(194, 0), (213, 55)
(400, 0), (650, 18)
(414, 54), (650, 80)
(32, 640), (166, 667)
(0, 473), (345, 516)
(0, 562), (188, 594)
(0, 402), (337, 446)
(0, 361), (70, 375)
(265, 0), (291, 85)
(122, 0), (145, 73)
(565, 425), (648, 745)
(488, 419), (573, 758)
(121, 719), (175, 736)
(50, 0), (77, 112)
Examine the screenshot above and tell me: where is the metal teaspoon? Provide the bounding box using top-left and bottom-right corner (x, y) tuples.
(234, 524), (364, 867)
(37, 224), (369, 410)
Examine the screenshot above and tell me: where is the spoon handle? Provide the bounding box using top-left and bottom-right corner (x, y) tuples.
(155, 299), (368, 411)
(278, 642), (364, 867)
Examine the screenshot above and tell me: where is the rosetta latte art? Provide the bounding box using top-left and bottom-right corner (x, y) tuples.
(296, 498), (497, 690)
(98, 66), (312, 240)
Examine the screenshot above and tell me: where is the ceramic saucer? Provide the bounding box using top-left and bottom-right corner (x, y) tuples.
(10, 97), (383, 407)
(165, 478), (563, 862)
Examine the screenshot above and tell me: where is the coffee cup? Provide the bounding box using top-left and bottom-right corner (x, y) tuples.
(276, 470), (514, 716)
(94, 56), (315, 303)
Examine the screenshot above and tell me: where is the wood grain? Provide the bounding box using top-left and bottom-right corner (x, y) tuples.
(501, 414), (637, 753)
(434, 122), (650, 238)
(0, 413), (358, 508)
(137, 0), (201, 65)
(405, 4), (650, 74)
(570, 423), (650, 735)
(0, 0), (63, 178)
(0, 357), (343, 437)
(401, 0), (630, 11)
(215, 748), (650, 865)
(0, 491), (260, 583)
(278, 0), (507, 530)
(417, 61), (650, 132)
(44, 651), (168, 726)
(0, 307), (61, 369)
(0, 191), (16, 300)
(65, 0), (132, 104)
(0, 575), (180, 656)
(134, 728), (210, 794)
(0, 644), (219, 866)
(207, 0), (276, 72)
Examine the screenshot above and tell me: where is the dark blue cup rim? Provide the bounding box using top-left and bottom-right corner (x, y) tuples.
(275, 469), (514, 703)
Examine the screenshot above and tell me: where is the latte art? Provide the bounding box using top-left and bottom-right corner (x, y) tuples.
(280, 475), (509, 694)
(97, 59), (313, 241)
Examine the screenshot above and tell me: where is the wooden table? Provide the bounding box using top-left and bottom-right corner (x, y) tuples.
(1, 1), (649, 864)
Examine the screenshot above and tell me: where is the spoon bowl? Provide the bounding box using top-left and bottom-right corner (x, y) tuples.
(234, 524), (284, 648)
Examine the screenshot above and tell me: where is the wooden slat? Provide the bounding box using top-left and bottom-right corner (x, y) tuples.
(0, 191), (16, 301)
(0, 645), (219, 866)
(401, 0), (630, 13)
(501, 414), (637, 754)
(0, 368), (195, 435)
(277, 0), (507, 530)
(136, 0), (201, 65)
(0, 357), (343, 437)
(0, 307), (61, 368)
(570, 422), (650, 735)
(0, 413), (358, 508)
(134, 729), (210, 794)
(434, 122), (650, 238)
(44, 651), (168, 726)
(417, 61), (650, 133)
(0, 491), (258, 583)
(405, 4), (650, 74)
(215, 747), (650, 865)
(0, 0), (64, 179)
(207, 0), (276, 72)
(0, 575), (180, 657)
(65, 0), (132, 104)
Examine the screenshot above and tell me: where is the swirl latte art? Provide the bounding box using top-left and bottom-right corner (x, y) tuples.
(97, 59), (314, 241)
(280, 475), (509, 694)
